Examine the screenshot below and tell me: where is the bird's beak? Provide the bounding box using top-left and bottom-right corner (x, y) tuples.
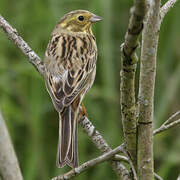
(90, 14), (103, 23)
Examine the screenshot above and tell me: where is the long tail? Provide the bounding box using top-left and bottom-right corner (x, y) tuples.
(57, 105), (78, 168)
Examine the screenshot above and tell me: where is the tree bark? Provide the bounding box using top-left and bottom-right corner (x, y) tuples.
(137, 0), (161, 179)
(120, 0), (147, 169)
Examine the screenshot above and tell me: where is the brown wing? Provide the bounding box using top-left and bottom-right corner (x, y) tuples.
(44, 33), (97, 112)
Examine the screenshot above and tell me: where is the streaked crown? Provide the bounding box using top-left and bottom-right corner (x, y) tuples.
(54, 10), (102, 34)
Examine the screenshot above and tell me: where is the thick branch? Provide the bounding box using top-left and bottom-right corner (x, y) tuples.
(51, 145), (124, 180)
(0, 15), (45, 77)
(137, 0), (161, 179)
(0, 111), (23, 180)
(120, 0), (146, 168)
(121, 146), (138, 180)
(160, 0), (179, 22)
(123, 0), (147, 57)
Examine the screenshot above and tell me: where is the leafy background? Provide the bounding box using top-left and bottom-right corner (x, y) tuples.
(0, 0), (180, 179)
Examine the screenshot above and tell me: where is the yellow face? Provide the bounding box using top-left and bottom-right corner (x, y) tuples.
(58, 10), (102, 33)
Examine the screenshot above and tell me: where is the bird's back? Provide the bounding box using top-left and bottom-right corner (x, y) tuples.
(44, 30), (97, 112)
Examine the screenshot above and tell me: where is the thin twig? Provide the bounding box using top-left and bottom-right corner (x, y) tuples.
(113, 154), (129, 163)
(0, 14), (45, 77)
(154, 111), (180, 135)
(163, 110), (180, 126)
(51, 145), (124, 180)
(0, 111), (23, 180)
(154, 173), (164, 180)
(154, 119), (180, 135)
(160, 0), (179, 22)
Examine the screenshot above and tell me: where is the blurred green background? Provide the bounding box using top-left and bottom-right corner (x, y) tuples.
(0, 0), (180, 179)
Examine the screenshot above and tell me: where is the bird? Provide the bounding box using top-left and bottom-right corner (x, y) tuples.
(44, 10), (102, 168)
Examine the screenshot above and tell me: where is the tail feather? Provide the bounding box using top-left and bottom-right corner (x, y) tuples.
(56, 105), (78, 168)
(67, 112), (78, 167)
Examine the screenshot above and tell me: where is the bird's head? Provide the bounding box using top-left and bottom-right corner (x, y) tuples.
(55, 10), (102, 34)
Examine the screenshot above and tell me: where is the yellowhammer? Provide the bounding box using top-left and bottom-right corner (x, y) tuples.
(44, 10), (102, 168)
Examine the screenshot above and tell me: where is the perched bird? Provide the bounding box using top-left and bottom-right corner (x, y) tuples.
(44, 10), (102, 168)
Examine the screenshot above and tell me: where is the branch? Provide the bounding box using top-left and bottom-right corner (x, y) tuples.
(123, 0), (147, 57)
(79, 116), (130, 179)
(160, 0), (179, 22)
(154, 119), (180, 135)
(154, 111), (180, 135)
(113, 154), (129, 163)
(137, 0), (179, 177)
(121, 146), (138, 180)
(51, 145), (124, 180)
(163, 110), (180, 126)
(154, 173), (164, 180)
(137, 0), (161, 179)
(120, 0), (147, 168)
(0, 15), (45, 77)
(0, 15), (130, 179)
(0, 111), (23, 180)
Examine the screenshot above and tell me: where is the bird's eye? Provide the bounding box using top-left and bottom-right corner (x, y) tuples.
(78, 16), (84, 21)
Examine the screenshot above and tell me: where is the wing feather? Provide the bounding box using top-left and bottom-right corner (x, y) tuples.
(44, 33), (97, 112)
